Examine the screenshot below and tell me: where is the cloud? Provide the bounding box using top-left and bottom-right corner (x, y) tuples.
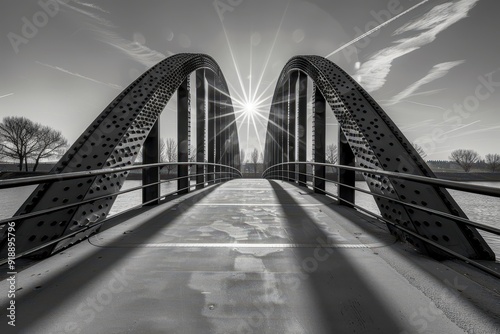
(36, 61), (123, 90)
(325, 0), (430, 59)
(87, 24), (166, 68)
(59, 1), (167, 68)
(447, 124), (500, 138)
(75, 1), (109, 13)
(0, 93), (14, 100)
(355, 0), (479, 92)
(387, 60), (464, 105)
(57, 0), (114, 27)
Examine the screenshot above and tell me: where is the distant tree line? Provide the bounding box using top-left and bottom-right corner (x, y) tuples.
(449, 149), (500, 173)
(0, 116), (68, 171)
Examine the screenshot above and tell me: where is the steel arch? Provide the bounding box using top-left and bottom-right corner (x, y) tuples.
(264, 55), (494, 260)
(0, 53), (240, 258)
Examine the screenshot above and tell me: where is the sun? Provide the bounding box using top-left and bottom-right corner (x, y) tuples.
(243, 100), (258, 115)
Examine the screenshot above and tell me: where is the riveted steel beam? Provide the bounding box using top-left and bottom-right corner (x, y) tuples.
(0, 54), (241, 258)
(264, 56), (494, 260)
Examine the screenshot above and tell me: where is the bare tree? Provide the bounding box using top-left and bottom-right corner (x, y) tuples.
(449, 149), (480, 172)
(0, 116), (39, 171)
(412, 142), (427, 159)
(30, 126), (68, 171)
(251, 148), (259, 174)
(485, 153), (500, 172)
(240, 149), (245, 167)
(163, 138), (177, 175)
(325, 144), (338, 164)
(159, 139), (167, 163)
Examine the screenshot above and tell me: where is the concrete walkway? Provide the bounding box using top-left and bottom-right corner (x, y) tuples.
(1, 179), (498, 333)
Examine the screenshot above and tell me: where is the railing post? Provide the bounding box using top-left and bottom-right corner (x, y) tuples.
(338, 128), (355, 207)
(207, 72), (215, 184)
(177, 77), (190, 195)
(221, 95), (228, 181)
(270, 103), (276, 177)
(288, 72), (298, 182)
(142, 119), (160, 205)
(215, 86), (222, 183)
(282, 80), (289, 181)
(276, 88), (283, 180)
(313, 82), (326, 194)
(196, 69), (206, 189)
(298, 72), (308, 187)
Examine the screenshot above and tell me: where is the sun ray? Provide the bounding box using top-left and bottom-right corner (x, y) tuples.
(207, 83), (246, 107)
(250, 113), (263, 148)
(252, 0), (290, 102)
(225, 80), (246, 105)
(219, 16), (249, 102)
(254, 78), (279, 103)
(249, 35), (253, 103)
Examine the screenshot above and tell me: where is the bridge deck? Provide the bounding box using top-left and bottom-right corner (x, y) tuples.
(1, 179), (499, 333)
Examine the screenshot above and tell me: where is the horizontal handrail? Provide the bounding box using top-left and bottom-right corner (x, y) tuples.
(265, 168), (500, 236)
(264, 162), (500, 278)
(263, 162), (500, 197)
(0, 162), (242, 189)
(0, 175), (233, 266)
(0, 170), (239, 226)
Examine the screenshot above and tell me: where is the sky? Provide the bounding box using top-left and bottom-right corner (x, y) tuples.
(0, 0), (499, 161)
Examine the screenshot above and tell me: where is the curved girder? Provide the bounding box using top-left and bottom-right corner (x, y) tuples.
(265, 55), (494, 260)
(1, 53), (240, 258)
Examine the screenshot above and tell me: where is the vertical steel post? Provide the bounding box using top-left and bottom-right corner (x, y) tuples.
(282, 80), (289, 181)
(215, 86), (222, 183)
(313, 83), (326, 194)
(288, 73), (298, 182)
(298, 72), (308, 187)
(220, 95), (227, 181)
(196, 70), (206, 189)
(338, 128), (356, 207)
(207, 72), (215, 184)
(142, 119), (160, 205)
(177, 77), (190, 195)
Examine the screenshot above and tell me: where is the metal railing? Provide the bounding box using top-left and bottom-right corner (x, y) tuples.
(263, 162), (500, 279)
(0, 162), (241, 265)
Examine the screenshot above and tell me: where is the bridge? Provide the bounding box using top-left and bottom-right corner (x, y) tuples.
(1, 54), (499, 333)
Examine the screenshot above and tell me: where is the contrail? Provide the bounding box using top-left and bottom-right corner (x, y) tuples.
(36, 61), (123, 90)
(443, 120), (481, 136)
(0, 93), (14, 99)
(325, 0), (430, 58)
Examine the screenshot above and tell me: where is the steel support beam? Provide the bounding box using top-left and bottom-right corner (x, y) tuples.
(313, 83), (326, 194)
(220, 96), (228, 181)
(177, 77), (190, 195)
(207, 73), (215, 184)
(338, 128), (356, 207)
(297, 72), (308, 187)
(288, 72), (298, 182)
(196, 70), (206, 189)
(263, 55), (495, 260)
(0, 54), (242, 259)
(215, 87), (222, 183)
(281, 81), (290, 180)
(142, 119), (160, 205)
